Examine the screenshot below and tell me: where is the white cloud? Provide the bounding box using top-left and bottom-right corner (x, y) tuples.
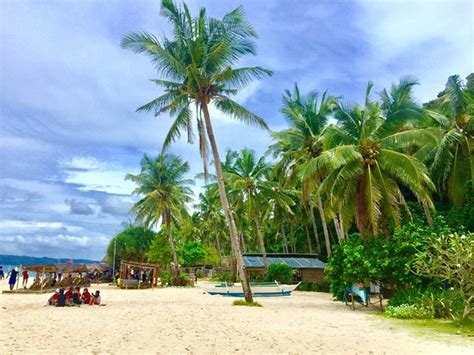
(60, 156), (137, 195)
(36, 234), (90, 247)
(356, 0), (473, 102)
(0, 220), (83, 233)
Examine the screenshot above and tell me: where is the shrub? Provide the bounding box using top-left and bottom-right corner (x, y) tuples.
(265, 263), (293, 284)
(180, 241), (206, 266)
(389, 286), (465, 320)
(159, 270), (172, 286)
(296, 282), (330, 292)
(173, 272), (190, 286)
(385, 304), (434, 319)
(414, 232), (474, 320)
(325, 216), (463, 299)
(214, 271), (233, 283)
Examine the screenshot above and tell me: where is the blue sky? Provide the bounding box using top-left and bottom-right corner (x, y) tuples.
(0, 0), (472, 260)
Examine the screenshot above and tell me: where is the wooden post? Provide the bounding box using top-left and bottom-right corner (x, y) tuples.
(40, 267), (45, 291)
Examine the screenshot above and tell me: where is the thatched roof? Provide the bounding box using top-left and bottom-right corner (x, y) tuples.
(23, 264), (58, 273)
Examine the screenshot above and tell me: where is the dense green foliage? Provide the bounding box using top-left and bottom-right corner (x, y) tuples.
(146, 229), (173, 266)
(180, 241), (207, 266)
(414, 232), (473, 319)
(265, 263), (293, 284)
(105, 225), (156, 265)
(325, 215), (459, 298)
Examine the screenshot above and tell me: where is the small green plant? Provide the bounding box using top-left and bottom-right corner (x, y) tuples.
(159, 270), (172, 286)
(213, 271), (233, 283)
(233, 299), (262, 307)
(385, 304), (434, 319)
(265, 263), (293, 284)
(297, 282), (330, 292)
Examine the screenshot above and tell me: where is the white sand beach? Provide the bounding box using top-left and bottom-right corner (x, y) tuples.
(0, 280), (472, 354)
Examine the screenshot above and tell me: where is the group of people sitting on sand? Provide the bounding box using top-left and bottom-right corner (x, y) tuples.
(47, 286), (104, 307)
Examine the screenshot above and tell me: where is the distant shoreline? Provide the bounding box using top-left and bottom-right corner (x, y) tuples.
(0, 254), (99, 266)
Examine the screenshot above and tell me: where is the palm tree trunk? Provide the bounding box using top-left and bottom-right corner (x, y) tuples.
(422, 202), (433, 224)
(280, 222), (289, 253)
(215, 230), (223, 262)
(338, 212), (345, 240)
(309, 203), (322, 255)
(289, 222), (296, 253)
(333, 214), (344, 242)
(201, 103), (253, 303)
(254, 216), (268, 268)
(165, 210), (179, 278)
(239, 231), (247, 253)
(304, 224), (313, 253)
(317, 196), (332, 257)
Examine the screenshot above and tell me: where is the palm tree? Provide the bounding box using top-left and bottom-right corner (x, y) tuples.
(224, 149), (294, 267)
(302, 82), (435, 237)
(195, 187), (226, 259)
(422, 75), (474, 207)
(121, 0), (272, 302)
(126, 154), (193, 276)
(270, 84), (337, 255)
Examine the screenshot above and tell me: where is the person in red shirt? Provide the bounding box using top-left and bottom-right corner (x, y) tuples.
(65, 286), (74, 300)
(22, 270), (29, 288)
(48, 289), (60, 306)
(81, 288), (91, 305)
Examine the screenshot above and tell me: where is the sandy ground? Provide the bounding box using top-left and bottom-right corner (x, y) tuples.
(0, 280), (472, 354)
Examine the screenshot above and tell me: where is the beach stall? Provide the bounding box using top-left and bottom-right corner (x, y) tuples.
(119, 260), (158, 289)
(243, 253), (326, 282)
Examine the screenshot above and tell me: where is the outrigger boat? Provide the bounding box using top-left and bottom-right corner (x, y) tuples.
(203, 281), (301, 297)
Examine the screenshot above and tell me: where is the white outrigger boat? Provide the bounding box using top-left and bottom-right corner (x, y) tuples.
(203, 281), (301, 297)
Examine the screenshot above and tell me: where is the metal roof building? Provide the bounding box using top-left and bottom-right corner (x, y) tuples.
(243, 253), (326, 283)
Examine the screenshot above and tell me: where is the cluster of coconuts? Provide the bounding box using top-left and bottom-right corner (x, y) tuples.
(362, 147), (380, 166)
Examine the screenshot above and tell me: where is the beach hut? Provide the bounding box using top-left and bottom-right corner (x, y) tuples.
(119, 261), (158, 289)
(242, 253), (326, 282)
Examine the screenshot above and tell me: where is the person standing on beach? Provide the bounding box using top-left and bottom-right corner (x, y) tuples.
(8, 267), (18, 291)
(22, 269), (29, 288)
(0, 266), (4, 280)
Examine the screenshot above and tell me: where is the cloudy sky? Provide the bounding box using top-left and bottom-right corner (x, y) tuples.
(0, 0), (472, 260)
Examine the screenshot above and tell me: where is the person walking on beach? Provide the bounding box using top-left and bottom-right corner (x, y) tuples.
(0, 266), (4, 280)
(22, 269), (29, 288)
(8, 267), (18, 291)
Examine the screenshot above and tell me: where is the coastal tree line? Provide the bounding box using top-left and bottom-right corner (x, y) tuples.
(107, 0), (473, 307)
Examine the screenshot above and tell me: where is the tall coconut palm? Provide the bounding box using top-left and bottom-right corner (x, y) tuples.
(422, 75), (474, 207)
(125, 154), (193, 276)
(270, 84), (337, 255)
(224, 149), (294, 267)
(121, 0), (272, 302)
(302, 82), (436, 237)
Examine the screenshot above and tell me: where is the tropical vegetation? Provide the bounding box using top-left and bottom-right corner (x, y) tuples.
(109, 0), (473, 320)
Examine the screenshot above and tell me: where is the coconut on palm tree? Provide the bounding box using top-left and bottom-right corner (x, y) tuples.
(121, 0), (272, 302)
(126, 153), (193, 277)
(302, 82), (436, 238)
